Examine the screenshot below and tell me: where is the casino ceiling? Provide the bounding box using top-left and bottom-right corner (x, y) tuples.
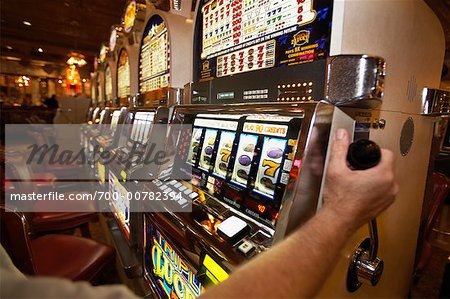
(0, 0), (127, 76)
(0, 0), (449, 78)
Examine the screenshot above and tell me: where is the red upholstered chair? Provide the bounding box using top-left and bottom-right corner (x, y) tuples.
(414, 172), (450, 283)
(4, 151), (98, 237)
(0, 205), (115, 281)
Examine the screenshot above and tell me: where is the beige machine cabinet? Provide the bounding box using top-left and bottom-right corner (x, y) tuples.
(317, 0), (445, 297)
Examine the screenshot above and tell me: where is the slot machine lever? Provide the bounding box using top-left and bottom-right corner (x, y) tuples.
(346, 139), (384, 292)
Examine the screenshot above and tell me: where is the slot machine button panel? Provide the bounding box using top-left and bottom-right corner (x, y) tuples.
(184, 189), (194, 195)
(189, 192), (200, 199)
(217, 216), (251, 243)
(178, 198), (188, 206)
(237, 240), (256, 256)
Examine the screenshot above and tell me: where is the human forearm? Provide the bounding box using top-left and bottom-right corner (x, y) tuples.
(201, 129), (397, 298)
(200, 207), (354, 299)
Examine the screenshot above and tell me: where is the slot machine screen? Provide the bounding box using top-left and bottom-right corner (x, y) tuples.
(128, 111), (156, 147)
(139, 15), (170, 93)
(169, 112), (302, 228)
(118, 49), (131, 99)
(109, 172), (130, 237)
(194, 0), (333, 81)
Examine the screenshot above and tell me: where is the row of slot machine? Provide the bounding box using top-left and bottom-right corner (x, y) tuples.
(82, 0), (449, 298)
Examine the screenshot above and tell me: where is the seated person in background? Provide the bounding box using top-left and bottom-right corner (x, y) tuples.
(0, 129), (398, 299)
(44, 95), (59, 109)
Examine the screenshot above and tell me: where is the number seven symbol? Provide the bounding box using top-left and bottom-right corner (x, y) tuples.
(262, 159), (280, 177)
(220, 148), (231, 162)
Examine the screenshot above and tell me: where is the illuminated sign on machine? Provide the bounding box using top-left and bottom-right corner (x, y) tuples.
(201, 0), (316, 59)
(139, 15), (170, 93)
(150, 228), (204, 299)
(110, 28), (118, 51)
(99, 44), (108, 64)
(105, 66), (112, 103)
(195, 0), (332, 82)
(217, 40), (275, 77)
(124, 1), (137, 33)
(118, 49), (131, 99)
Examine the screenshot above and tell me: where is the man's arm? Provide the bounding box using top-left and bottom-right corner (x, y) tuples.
(200, 129), (398, 298)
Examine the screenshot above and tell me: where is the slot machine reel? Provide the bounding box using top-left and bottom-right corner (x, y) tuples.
(345, 139), (384, 292)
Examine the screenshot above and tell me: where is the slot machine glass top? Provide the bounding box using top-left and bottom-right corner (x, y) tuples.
(118, 49), (131, 100)
(139, 15), (170, 94)
(192, 0), (333, 103)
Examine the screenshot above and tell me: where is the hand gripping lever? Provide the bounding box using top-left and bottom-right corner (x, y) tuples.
(346, 139), (384, 292)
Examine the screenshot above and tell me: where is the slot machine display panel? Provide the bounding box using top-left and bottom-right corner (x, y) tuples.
(117, 48), (131, 106)
(95, 108), (128, 185)
(170, 111), (303, 228)
(139, 14), (170, 106)
(87, 108), (118, 169)
(191, 0), (332, 103)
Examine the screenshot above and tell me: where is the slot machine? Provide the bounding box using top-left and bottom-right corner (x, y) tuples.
(85, 107), (117, 171)
(94, 107), (128, 186)
(81, 107), (101, 157)
(106, 107), (169, 290)
(102, 0), (195, 293)
(141, 0), (448, 298)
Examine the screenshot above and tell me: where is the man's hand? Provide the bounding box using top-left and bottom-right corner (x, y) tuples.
(323, 129), (399, 232)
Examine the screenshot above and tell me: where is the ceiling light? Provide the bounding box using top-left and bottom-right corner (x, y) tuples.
(37, 48), (43, 53)
(6, 45), (13, 50)
(5, 56), (21, 61)
(82, 78), (86, 82)
(23, 21), (32, 26)
(66, 51), (87, 67)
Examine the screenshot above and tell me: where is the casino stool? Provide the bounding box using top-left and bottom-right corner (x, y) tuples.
(4, 151), (98, 238)
(0, 205), (115, 281)
(414, 172), (450, 284)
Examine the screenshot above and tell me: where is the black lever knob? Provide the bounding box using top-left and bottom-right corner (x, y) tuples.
(347, 139), (381, 170)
